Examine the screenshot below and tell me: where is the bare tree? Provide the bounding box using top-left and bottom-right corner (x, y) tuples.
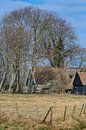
(0, 11), (30, 92)
(0, 6), (79, 93)
(67, 47), (86, 68)
(40, 15), (77, 68)
(0, 27), (9, 91)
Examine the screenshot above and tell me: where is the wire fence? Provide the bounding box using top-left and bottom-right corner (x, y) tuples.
(0, 101), (86, 124)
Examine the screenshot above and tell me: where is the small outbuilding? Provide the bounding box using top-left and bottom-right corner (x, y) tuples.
(73, 72), (86, 94)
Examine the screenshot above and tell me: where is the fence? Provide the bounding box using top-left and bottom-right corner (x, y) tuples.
(0, 101), (86, 124)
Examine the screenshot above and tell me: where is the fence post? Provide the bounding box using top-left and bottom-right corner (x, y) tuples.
(83, 104), (86, 114)
(79, 104), (84, 116)
(72, 105), (76, 119)
(42, 106), (52, 124)
(63, 106), (67, 121)
(50, 107), (52, 124)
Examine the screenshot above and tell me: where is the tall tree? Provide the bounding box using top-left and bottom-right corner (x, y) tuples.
(40, 16), (77, 67)
(0, 6), (79, 93)
(0, 11), (30, 92)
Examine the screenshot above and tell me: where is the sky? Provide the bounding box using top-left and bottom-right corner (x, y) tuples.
(0, 0), (86, 48)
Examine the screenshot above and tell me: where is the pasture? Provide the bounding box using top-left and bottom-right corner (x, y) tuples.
(0, 94), (86, 130)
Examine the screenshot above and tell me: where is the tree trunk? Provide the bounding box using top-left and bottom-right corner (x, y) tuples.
(8, 72), (16, 92)
(49, 59), (56, 67)
(25, 68), (36, 94)
(0, 72), (6, 92)
(30, 68), (36, 94)
(16, 68), (20, 93)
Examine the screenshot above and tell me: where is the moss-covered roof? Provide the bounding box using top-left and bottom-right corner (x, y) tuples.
(35, 67), (72, 90)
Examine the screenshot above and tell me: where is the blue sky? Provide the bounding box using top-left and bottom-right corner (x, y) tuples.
(0, 0), (86, 48)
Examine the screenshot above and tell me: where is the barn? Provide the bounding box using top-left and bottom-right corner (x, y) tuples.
(72, 72), (86, 94)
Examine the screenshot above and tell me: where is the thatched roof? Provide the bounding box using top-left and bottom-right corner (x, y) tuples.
(35, 67), (72, 90)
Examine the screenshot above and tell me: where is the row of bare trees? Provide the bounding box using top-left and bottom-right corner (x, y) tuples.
(0, 6), (85, 93)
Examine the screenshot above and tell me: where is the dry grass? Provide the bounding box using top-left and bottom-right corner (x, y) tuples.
(0, 94), (86, 129)
(0, 94), (86, 118)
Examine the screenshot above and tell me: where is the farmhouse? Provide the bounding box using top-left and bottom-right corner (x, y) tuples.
(72, 72), (86, 94)
(34, 67), (71, 93)
(24, 67), (86, 94)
